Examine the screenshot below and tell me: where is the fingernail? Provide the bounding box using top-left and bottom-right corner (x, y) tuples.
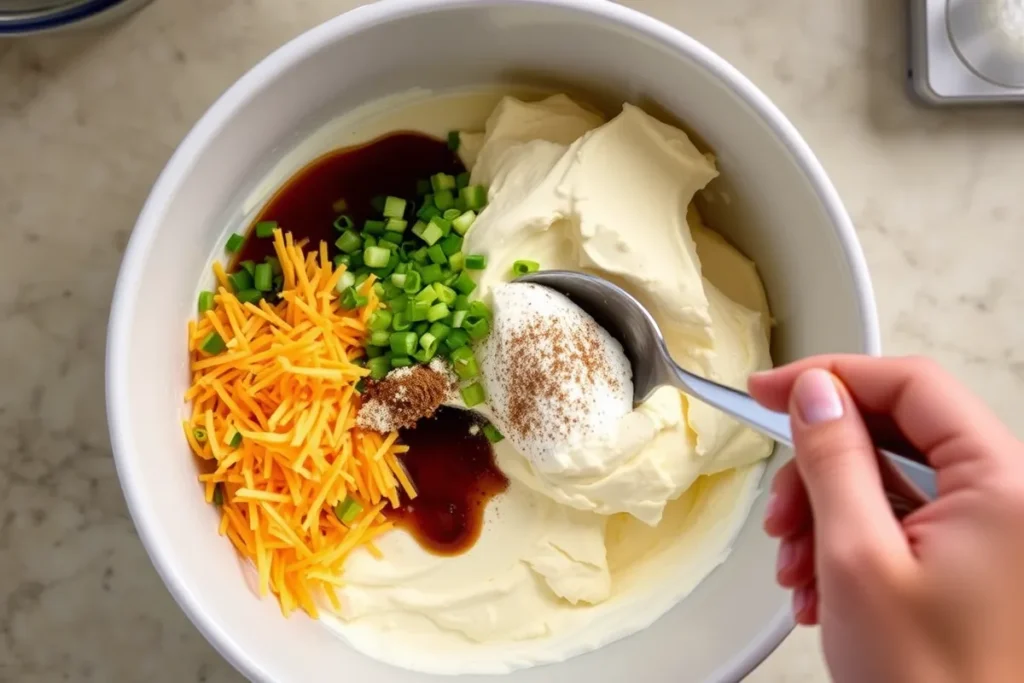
(793, 369), (844, 425)
(777, 540), (795, 574)
(793, 586), (809, 617)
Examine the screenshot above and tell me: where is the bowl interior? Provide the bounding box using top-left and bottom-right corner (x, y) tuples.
(107, 1), (876, 681)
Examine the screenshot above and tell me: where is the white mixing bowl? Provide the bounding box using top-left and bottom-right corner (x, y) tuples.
(106, 1), (879, 681)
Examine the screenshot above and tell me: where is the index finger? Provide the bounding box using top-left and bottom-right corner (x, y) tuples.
(748, 355), (1015, 470)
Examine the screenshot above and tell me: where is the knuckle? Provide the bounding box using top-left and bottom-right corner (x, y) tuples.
(822, 537), (895, 583)
(902, 355), (944, 380)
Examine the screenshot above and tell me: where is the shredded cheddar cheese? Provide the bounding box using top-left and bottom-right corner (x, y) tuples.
(184, 229), (414, 618)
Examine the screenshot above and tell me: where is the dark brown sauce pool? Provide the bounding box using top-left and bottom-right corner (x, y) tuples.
(389, 407), (509, 555)
(234, 133), (504, 555)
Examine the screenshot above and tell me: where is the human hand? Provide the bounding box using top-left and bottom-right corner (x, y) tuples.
(749, 356), (1024, 683)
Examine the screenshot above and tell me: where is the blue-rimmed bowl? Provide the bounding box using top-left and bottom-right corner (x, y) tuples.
(0, 0), (153, 35)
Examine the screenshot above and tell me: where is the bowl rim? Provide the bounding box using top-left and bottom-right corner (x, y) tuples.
(105, 0), (881, 680)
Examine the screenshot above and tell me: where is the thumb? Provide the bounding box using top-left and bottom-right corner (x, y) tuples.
(789, 369), (907, 553)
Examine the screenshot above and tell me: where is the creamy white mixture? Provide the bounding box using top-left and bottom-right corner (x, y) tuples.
(243, 89), (774, 675)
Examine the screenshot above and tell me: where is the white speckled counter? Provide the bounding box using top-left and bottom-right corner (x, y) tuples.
(2, 1), (1022, 681)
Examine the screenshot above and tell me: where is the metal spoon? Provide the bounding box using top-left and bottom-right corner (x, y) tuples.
(517, 270), (936, 511)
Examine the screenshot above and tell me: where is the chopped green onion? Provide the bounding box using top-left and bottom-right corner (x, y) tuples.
(417, 204), (441, 222)
(426, 244), (447, 265)
(419, 332), (439, 354)
(456, 171), (470, 189)
(413, 322), (430, 337)
(200, 332), (226, 355)
(385, 218), (408, 234)
(334, 254), (351, 269)
(192, 427), (208, 442)
(335, 229), (362, 254)
(465, 254), (487, 270)
(391, 311), (411, 331)
(390, 272), (407, 288)
(415, 286), (438, 305)
(228, 269), (253, 292)
(450, 346), (479, 379)
(427, 302), (450, 323)
(451, 310), (468, 329)
(228, 430), (243, 448)
(409, 299), (430, 322)
(460, 185), (488, 211)
(341, 287), (368, 310)
(363, 246), (390, 268)
(447, 130), (460, 151)
(411, 221), (427, 238)
(336, 497), (364, 524)
(482, 423), (504, 443)
(416, 179), (431, 196)
(212, 483), (224, 506)
(403, 270), (422, 293)
(448, 252), (465, 272)
(452, 210), (477, 236)
(420, 221), (444, 246)
(390, 331), (418, 356)
(429, 322), (451, 342)
(453, 295), (470, 311)
(198, 290), (215, 313)
(412, 346), (436, 363)
(410, 247), (429, 265)
(225, 233), (244, 252)
(363, 219), (386, 236)
(383, 196), (407, 218)
(333, 215), (355, 232)
(255, 220), (278, 238)
(253, 263), (273, 292)
(369, 329), (391, 347)
(461, 382), (486, 407)
(236, 289), (262, 304)
(366, 344), (386, 358)
(512, 260), (540, 276)
(445, 328), (470, 351)
(452, 272), (477, 295)
(442, 208), (461, 221)
(431, 172), (456, 193)
(391, 356), (412, 368)
(464, 315), (490, 340)
(468, 300), (492, 319)
(239, 260), (256, 277)
(367, 357), (390, 379)
(433, 283), (457, 305)
(420, 263), (443, 284)
(433, 190), (454, 211)
(368, 310), (393, 331)
(265, 256), (282, 275)
(439, 233), (463, 256)
(334, 271), (356, 293)
(389, 295), (409, 314)
(355, 379), (366, 393)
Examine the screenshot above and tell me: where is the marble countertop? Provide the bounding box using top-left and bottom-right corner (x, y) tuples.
(2, 0), (1022, 681)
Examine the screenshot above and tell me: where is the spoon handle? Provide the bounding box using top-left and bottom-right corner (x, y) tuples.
(668, 364), (936, 512)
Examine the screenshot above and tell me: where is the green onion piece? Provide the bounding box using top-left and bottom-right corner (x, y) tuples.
(442, 208), (461, 221)
(450, 346), (479, 379)
(427, 302), (450, 323)
(415, 286), (438, 305)
(448, 252), (465, 272)
(363, 246), (390, 268)
(239, 260), (256, 277)
(225, 233), (244, 253)
(228, 430), (243, 448)
(417, 204), (441, 222)
(419, 332), (439, 353)
(447, 130), (460, 151)
(456, 171), (470, 189)
(420, 263), (443, 284)
(445, 328), (470, 351)
(334, 271), (356, 293)
(334, 254), (351, 269)
(410, 247), (429, 265)
(369, 329), (391, 347)
(454, 195), (467, 212)
(433, 190), (454, 211)
(253, 263), (273, 292)
(512, 259), (540, 276)
(355, 379), (366, 393)
(390, 331), (418, 356)
(413, 322), (430, 337)
(192, 427), (208, 442)
(380, 233), (403, 248)
(409, 300), (430, 322)
(363, 219), (386, 236)
(385, 218), (408, 234)
(465, 254), (487, 270)
(200, 332), (226, 355)
(363, 235), (378, 249)
(411, 221), (427, 238)
(366, 344), (385, 358)
(391, 311), (411, 331)
(390, 273), (407, 288)
(439, 233), (463, 256)
(341, 287), (368, 310)
(464, 315), (490, 340)
(212, 483), (224, 506)
(453, 295), (470, 311)
(468, 300), (492, 319)
(452, 272), (477, 295)
(412, 347), (435, 363)
(336, 497), (364, 524)
(431, 172), (456, 193)
(461, 382), (486, 407)
(368, 310), (393, 332)
(389, 295), (410, 314)
(451, 310), (468, 329)
(416, 179), (431, 196)
(403, 270), (422, 293)
(433, 283), (457, 305)
(265, 256), (282, 275)
(236, 289), (262, 304)
(451, 210), (477, 236)
(420, 222), (444, 246)
(426, 244), (447, 265)
(335, 229), (362, 254)
(198, 291), (215, 313)
(391, 356), (412, 368)
(368, 355), (390, 379)
(428, 322), (451, 342)
(333, 214), (355, 232)
(228, 269), (253, 293)
(373, 281), (386, 299)
(460, 185), (488, 211)
(255, 220), (278, 238)
(482, 423), (504, 443)
(383, 196), (407, 218)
